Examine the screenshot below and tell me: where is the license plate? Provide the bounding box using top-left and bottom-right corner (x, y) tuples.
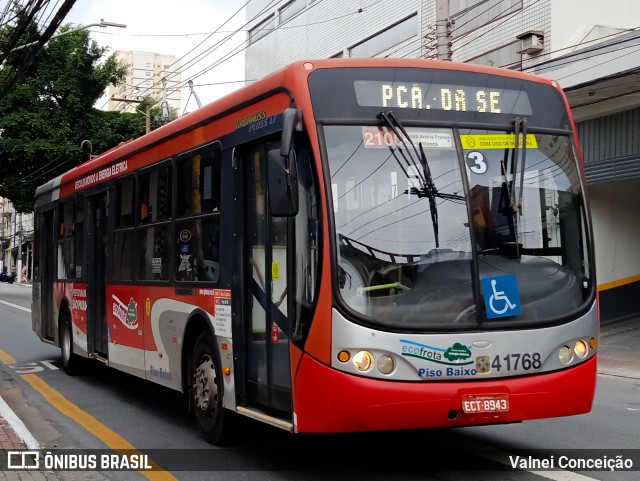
(461, 393), (509, 413)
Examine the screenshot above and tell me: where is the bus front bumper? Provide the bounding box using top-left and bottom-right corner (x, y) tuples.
(293, 353), (597, 433)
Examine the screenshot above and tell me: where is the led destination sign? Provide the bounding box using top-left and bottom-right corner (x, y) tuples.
(354, 80), (533, 115)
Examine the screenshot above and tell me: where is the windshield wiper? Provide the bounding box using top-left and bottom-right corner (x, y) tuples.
(377, 111), (464, 248)
(508, 117), (529, 215)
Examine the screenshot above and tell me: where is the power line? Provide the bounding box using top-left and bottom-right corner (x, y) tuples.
(504, 28), (640, 71)
(110, 0), (271, 112)
(114, 1), (385, 113)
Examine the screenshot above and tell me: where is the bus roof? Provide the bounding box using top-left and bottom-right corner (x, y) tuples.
(36, 57), (556, 200)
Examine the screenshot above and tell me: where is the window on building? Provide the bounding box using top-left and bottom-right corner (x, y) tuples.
(249, 15), (275, 44)
(466, 41), (521, 69)
(450, 0), (523, 37)
(350, 14), (418, 58)
(280, 0), (306, 23)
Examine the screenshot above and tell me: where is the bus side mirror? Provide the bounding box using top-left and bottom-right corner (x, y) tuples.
(268, 107), (302, 217)
(268, 149), (299, 217)
(281, 108), (303, 156)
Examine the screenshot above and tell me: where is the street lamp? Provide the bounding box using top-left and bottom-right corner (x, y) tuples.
(10, 19), (126, 52)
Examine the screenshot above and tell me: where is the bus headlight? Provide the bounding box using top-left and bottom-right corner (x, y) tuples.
(377, 355), (395, 375)
(559, 345), (573, 364)
(353, 351), (373, 371)
(574, 340), (589, 359)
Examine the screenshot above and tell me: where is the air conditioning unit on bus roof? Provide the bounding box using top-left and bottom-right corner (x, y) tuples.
(517, 30), (544, 55)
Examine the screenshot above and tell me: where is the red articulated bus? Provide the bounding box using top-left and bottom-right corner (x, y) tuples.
(32, 58), (598, 445)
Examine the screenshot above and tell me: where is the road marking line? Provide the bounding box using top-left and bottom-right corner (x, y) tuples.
(0, 299), (31, 312)
(0, 393), (40, 449)
(0, 348), (17, 365)
(21, 374), (178, 481)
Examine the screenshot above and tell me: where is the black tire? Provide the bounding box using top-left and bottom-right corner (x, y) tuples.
(60, 309), (81, 375)
(189, 330), (234, 445)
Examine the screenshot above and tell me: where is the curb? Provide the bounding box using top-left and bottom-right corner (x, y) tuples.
(0, 395), (39, 450)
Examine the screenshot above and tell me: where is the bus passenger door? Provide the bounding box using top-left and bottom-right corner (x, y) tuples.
(40, 209), (56, 340)
(86, 193), (109, 357)
(243, 142), (293, 415)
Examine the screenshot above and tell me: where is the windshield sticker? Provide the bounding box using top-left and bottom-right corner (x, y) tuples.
(481, 275), (522, 319)
(362, 127), (453, 149)
(460, 134), (538, 150)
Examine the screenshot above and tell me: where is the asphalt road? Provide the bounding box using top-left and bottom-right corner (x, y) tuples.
(1, 282), (639, 481)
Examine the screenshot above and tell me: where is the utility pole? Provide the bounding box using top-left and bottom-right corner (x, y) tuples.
(160, 77), (170, 122)
(435, 0), (452, 61)
(111, 97), (151, 133)
(16, 213), (22, 283)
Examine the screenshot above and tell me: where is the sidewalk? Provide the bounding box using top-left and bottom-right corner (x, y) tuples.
(598, 315), (640, 379)
(0, 395), (59, 480)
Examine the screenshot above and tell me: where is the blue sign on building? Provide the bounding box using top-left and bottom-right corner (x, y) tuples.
(481, 274), (522, 319)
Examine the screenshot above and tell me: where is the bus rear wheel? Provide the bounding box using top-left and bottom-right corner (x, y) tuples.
(190, 331), (234, 445)
(60, 309), (81, 375)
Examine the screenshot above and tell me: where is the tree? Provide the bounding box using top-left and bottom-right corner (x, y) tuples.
(0, 23), (146, 212)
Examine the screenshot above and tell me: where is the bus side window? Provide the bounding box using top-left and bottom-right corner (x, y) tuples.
(176, 218), (220, 282)
(177, 150), (220, 216)
(139, 165), (172, 223)
(175, 147), (221, 283)
(56, 200), (75, 280)
(113, 177), (136, 281)
(116, 177), (135, 227)
(137, 165), (172, 281)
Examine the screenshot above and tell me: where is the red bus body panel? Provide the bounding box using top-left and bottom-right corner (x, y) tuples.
(294, 353), (596, 433)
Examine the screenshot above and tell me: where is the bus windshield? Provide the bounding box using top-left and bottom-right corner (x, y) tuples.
(325, 124), (591, 330)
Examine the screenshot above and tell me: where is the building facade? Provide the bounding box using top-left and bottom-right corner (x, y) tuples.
(107, 51), (181, 114)
(0, 197), (33, 283)
(244, 0), (640, 321)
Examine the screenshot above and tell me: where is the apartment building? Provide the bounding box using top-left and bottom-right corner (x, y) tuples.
(107, 51), (181, 114)
(0, 197), (33, 282)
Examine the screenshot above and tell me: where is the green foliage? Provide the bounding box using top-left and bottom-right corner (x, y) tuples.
(0, 24), (147, 212)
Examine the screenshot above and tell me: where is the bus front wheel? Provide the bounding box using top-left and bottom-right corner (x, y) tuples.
(189, 330), (234, 445)
(60, 309), (81, 375)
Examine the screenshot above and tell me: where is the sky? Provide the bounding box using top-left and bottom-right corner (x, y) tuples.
(64, 0), (248, 113)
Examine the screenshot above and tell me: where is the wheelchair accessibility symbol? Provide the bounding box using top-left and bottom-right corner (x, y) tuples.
(481, 275), (521, 319)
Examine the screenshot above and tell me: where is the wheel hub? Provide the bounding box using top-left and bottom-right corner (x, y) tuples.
(193, 355), (217, 412)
